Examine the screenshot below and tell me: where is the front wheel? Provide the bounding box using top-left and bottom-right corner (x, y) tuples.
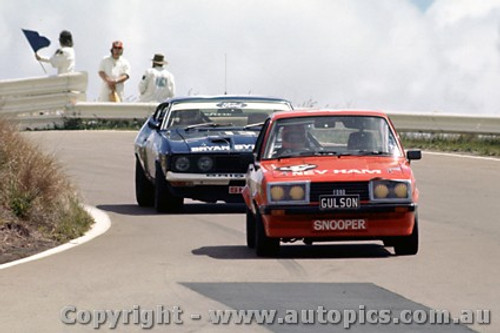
(255, 211), (279, 257)
(154, 162), (183, 213)
(393, 215), (419, 256)
(135, 158), (155, 207)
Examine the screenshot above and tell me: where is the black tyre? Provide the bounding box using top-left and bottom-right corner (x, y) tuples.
(246, 207), (256, 249)
(154, 162), (183, 213)
(135, 158), (154, 207)
(393, 215), (419, 256)
(255, 210), (279, 257)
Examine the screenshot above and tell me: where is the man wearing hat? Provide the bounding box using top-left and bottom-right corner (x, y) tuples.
(138, 53), (175, 102)
(98, 41), (131, 102)
(35, 30), (75, 74)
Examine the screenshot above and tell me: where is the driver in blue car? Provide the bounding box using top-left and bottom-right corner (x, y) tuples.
(173, 110), (210, 126)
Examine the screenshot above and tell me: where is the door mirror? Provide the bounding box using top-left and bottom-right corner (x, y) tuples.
(147, 118), (160, 130)
(406, 150), (422, 161)
(251, 153), (260, 170)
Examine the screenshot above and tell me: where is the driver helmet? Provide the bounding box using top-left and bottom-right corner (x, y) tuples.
(281, 124), (307, 149)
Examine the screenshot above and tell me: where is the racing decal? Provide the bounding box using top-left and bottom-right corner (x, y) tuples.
(191, 146), (230, 152)
(216, 102), (247, 108)
(332, 169), (382, 175)
(190, 144), (254, 152)
(276, 164), (318, 172)
(313, 219), (367, 231)
(275, 169), (382, 176)
(205, 174), (245, 178)
(235, 144), (255, 151)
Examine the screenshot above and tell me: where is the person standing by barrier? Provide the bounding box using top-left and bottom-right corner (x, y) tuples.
(98, 41), (130, 102)
(35, 30), (75, 75)
(138, 53), (175, 102)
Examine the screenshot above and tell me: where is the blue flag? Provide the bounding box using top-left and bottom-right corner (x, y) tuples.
(22, 29), (51, 52)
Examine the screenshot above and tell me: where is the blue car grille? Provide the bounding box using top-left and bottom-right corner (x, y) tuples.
(171, 154), (253, 173)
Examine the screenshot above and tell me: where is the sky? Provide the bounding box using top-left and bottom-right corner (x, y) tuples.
(1, 0), (500, 115)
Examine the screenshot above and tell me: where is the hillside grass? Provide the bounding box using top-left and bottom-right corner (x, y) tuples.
(0, 118), (93, 264)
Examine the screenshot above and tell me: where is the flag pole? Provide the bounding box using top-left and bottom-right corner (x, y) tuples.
(38, 60), (47, 74)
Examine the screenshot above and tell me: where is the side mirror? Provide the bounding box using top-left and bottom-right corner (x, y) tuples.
(148, 118), (160, 130)
(406, 150), (422, 161)
(251, 152), (261, 170)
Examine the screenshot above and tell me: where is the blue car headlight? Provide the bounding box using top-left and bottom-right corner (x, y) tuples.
(174, 156), (190, 172)
(197, 156), (213, 172)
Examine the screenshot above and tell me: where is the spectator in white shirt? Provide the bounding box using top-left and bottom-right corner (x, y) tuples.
(98, 41), (131, 102)
(138, 53), (176, 102)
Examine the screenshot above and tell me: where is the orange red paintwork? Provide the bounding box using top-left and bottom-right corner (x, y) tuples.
(242, 109), (420, 242)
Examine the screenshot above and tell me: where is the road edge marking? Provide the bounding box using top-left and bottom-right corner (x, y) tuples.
(423, 151), (500, 162)
(0, 205), (111, 270)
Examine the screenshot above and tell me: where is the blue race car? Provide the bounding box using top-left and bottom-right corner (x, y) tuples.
(134, 95), (293, 212)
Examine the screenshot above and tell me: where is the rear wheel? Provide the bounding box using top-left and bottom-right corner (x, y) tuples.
(393, 215), (419, 256)
(255, 211), (279, 257)
(154, 162), (183, 213)
(135, 158), (154, 207)
(246, 207), (256, 249)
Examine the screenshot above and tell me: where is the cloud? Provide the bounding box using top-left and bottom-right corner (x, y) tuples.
(1, 0), (500, 114)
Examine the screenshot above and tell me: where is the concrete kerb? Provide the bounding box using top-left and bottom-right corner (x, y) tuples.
(0, 205), (111, 270)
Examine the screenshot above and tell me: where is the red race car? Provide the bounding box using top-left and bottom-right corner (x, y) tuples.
(242, 110), (422, 257)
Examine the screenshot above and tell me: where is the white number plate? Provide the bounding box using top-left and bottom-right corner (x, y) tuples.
(319, 195), (360, 210)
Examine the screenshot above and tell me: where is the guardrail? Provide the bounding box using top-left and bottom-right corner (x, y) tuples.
(1, 73), (500, 134)
(386, 111), (500, 135)
(0, 72), (87, 116)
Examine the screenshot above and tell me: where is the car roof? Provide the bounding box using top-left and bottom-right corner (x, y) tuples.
(269, 109), (389, 120)
(162, 95), (292, 105)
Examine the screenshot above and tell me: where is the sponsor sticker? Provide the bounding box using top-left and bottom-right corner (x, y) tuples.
(190, 144), (254, 152)
(276, 164), (317, 172)
(273, 168), (382, 177)
(313, 219), (367, 231)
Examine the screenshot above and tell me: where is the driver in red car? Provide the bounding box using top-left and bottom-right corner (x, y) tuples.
(275, 124), (309, 157)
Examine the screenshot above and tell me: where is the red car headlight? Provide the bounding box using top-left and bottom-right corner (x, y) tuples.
(267, 182), (310, 204)
(370, 179), (411, 202)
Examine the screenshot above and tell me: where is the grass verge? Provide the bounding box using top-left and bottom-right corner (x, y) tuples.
(401, 133), (500, 157)
(0, 118), (93, 264)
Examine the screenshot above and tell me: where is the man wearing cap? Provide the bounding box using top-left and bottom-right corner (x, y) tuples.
(35, 30), (75, 74)
(138, 53), (175, 102)
(98, 41), (131, 102)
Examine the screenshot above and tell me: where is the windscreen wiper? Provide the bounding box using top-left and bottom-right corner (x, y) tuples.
(243, 122), (264, 129)
(311, 151), (353, 157)
(352, 150), (391, 156)
(184, 123), (233, 130)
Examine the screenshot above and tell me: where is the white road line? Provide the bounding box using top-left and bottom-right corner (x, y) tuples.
(0, 205), (111, 270)
(423, 151), (500, 162)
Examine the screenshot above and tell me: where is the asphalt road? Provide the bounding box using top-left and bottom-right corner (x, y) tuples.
(0, 130), (498, 332)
